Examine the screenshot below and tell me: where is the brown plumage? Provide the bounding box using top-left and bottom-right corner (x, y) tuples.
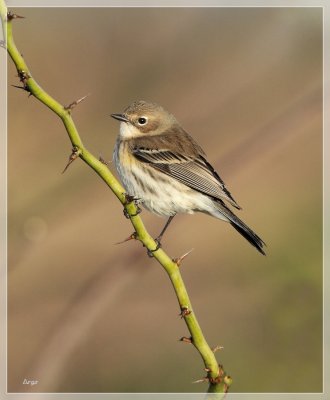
(112, 100), (265, 255)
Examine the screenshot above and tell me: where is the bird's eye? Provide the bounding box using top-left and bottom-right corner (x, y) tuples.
(138, 117), (147, 125)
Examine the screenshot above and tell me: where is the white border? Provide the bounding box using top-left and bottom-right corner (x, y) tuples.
(0, 4), (8, 400)
(2, 2), (328, 400)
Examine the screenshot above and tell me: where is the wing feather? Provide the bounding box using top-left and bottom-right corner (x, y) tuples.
(132, 146), (241, 209)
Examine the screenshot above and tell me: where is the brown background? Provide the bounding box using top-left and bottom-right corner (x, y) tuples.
(8, 7), (323, 393)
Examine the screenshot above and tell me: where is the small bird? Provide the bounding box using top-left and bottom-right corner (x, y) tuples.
(112, 100), (265, 255)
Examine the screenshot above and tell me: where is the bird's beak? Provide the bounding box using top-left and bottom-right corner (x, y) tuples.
(111, 113), (129, 123)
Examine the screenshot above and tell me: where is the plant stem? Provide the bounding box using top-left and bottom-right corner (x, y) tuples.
(1, 2), (231, 394)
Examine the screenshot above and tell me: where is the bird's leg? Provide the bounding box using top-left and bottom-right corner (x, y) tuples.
(156, 214), (176, 243)
(147, 214), (176, 257)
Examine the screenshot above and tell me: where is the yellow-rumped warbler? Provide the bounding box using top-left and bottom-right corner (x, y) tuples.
(112, 100), (265, 255)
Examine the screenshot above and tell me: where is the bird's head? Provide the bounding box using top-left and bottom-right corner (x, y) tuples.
(111, 100), (177, 139)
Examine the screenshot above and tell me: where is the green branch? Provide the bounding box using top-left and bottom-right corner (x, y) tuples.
(1, 2), (231, 394)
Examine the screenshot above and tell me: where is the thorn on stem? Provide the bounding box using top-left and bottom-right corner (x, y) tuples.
(64, 93), (90, 111)
(11, 84), (28, 91)
(0, 40), (6, 49)
(62, 146), (80, 174)
(99, 155), (111, 166)
(193, 364), (227, 386)
(12, 70), (31, 93)
(204, 364), (227, 386)
(212, 345), (224, 353)
(208, 376), (222, 385)
(192, 377), (208, 384)
(173, 248), (194, 266)
(7, 11), (25, 21)
(179, 306), (192, 319)
(114, 232), (137, 245)
(179, 336), (192, 344)
(18, 70), (30, 83)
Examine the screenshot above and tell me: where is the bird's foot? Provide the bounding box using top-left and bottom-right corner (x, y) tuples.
(146, 238), (162, 257)
(123, 193), (142, 218)
(123, 206), (142, 219)
(124, 193), (142, 205)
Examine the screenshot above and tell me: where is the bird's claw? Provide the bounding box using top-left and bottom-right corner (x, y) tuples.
(123, 209), (130, 219)
(123, 193), (142, 218)
(124, 193), (141, 205)
(147, 238), (162, 257)
(123, 205), (142, 219)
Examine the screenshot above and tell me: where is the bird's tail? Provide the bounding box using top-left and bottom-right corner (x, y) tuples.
(213, 200), (266, 255)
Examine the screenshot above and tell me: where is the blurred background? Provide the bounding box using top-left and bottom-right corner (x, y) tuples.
(7, 7), (322, 394)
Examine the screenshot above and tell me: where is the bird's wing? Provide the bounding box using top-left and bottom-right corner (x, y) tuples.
(131, 145), (241, 209)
